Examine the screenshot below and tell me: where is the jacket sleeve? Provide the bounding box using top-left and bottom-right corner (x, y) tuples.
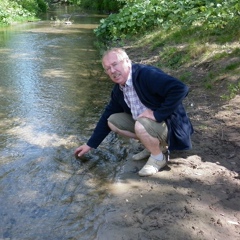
(87, 85), (130, 149)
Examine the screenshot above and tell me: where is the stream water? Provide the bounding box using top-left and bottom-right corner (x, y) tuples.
(0, 6), (127, 240)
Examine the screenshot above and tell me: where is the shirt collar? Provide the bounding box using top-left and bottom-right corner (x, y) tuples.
(119, 68), (132, 90)
(126, 68), (132, 85)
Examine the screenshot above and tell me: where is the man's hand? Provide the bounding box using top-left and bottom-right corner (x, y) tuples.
(138, 109), (156, 121)
(74, 144), (91, 158)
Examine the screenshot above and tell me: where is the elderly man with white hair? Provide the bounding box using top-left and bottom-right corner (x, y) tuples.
(75, 48), (194, 177)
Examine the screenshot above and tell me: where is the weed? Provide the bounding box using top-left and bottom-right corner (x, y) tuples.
(179, 72), (192, 83)
(221, 81), (240, 100)
(225, 62), (240, 71)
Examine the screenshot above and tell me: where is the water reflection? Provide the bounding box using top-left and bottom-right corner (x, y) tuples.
(0, 7), (127, 239)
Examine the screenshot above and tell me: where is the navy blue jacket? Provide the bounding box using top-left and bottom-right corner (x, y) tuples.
(87, 64), (194, 151)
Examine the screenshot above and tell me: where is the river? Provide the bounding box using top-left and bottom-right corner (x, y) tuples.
(0, 5), (127, 240)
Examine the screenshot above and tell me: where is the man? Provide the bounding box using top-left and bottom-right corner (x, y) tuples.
(75, 48), (193, 177)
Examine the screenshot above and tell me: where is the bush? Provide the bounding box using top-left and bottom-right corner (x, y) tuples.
(19, 0), (48, 13)
(94, 0), (240, 41)
(0, 0), (48, 25)
(37, 0), (48, 12)
(0, 0), (32, 25)
(80, 0), (123, 12)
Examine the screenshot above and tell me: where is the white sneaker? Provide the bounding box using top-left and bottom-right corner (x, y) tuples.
(138, 155), (167, 177)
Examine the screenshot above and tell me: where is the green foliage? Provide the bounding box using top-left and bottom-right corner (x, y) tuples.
(159, 46), (182, 68)
(94, 0), (240, 41)
(37, 0), (48, 12)
(225, 62), (240, 71)
(0, 0), (31, 25)
(19, 0), (47, 13)
(68, 0), (81, 6)
(80, 0), (122, 12)
(0, 0), (48, 25)
(19, 0), (38, 12)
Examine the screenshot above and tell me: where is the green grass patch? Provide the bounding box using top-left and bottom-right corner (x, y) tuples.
(225, 62), (240, 71)
(221, 81), (240, 100)
(179, 72), (193, 84)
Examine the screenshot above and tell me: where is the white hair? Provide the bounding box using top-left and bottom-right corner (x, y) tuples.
(102, 48), (130, 62)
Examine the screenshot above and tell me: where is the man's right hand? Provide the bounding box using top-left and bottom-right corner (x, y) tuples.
(74, 144), (91, 158)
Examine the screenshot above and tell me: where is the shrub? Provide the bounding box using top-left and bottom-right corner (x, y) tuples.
(94, 0), (240, 41)
(0, 0), (48, 25)
(0, 0), (32, 25)
(80, 0), (122, 12)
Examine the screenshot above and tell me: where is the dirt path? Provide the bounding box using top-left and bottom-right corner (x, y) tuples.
(96, 57), (240, 239)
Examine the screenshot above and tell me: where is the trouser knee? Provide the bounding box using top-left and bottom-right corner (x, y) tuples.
(136, 117), (168, 143)
(108, 113), (135, 132)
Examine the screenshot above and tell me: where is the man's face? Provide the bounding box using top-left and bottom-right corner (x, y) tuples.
(102, 51), (131, 85)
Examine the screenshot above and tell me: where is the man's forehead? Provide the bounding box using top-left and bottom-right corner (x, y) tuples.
(105, 51), (119, 58)
(103, 51), (120, 64)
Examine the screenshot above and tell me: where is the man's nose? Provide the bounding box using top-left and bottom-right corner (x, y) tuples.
(109, 65), (116, 73)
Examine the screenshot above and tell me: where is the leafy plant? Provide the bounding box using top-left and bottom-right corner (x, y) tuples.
(0, 0), (48, 25)
(94, 0), (240, 41)
(79, 0), (122, 12)
(0, 0), (32, 25)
